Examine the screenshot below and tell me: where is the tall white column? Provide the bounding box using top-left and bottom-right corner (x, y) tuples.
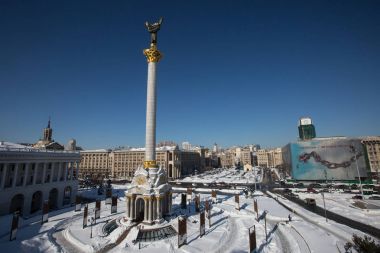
(12, 163), (19, 188)
(0, 163), (7, 189)
(23, 163), (30, 186)
(145, 61), (157, 163)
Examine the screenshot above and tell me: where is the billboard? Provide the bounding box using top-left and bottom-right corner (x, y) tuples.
(290, 138), (368, 180)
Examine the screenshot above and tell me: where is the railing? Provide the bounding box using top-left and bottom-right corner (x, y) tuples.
(0, 147), (79, 154)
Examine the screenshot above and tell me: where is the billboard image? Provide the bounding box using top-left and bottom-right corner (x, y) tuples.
(290, 138), (368, 180)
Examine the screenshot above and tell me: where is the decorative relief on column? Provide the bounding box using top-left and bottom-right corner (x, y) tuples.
(143, 44), (162, 63)
(144, 160), (157, 169)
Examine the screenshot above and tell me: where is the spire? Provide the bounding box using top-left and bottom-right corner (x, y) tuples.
(43, 117), (53, 142)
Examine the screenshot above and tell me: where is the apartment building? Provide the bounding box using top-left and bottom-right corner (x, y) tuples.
(79, 146), (203, 180)
(362, 136), (380, 180)
(257, 148), (283, 168)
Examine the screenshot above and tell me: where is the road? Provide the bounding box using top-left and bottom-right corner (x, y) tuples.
(253, 195), (343, 253)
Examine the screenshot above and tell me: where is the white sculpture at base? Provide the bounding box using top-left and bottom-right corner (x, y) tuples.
(125, 165), (172, 224)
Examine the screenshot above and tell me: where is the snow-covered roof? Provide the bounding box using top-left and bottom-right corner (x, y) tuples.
(119, 146), (177, 152)
(0, 141), (32, 150)
(81, 149), (111, 153)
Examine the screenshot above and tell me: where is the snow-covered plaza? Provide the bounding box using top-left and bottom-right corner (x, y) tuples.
(1, 168), (379, 253)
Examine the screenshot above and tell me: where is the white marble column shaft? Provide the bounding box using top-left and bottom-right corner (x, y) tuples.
(144, 198), (148, 221)
(145, 62), (157, 162)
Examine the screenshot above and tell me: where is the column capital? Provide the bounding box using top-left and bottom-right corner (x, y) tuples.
(143, 44), (162, 63)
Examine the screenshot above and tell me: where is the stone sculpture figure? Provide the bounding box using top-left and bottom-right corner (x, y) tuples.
(145, 17), (163, 45)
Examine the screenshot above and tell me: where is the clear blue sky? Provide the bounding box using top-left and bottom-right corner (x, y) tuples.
(1, 0), (379, 149)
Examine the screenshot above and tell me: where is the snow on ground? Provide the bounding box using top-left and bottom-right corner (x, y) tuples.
(63, 192), (280, 253)
(0, 185), (280, 253)
(179, 168), (263, 185)
(290, 189), (380, 229)
(266, 191), (377, 249)
(2, 169), (376, 253)
(0, 205), (77, 253)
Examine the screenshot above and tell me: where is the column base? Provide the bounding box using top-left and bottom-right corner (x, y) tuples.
(155, 218), (165, 224)
(142, 220), (154, 225)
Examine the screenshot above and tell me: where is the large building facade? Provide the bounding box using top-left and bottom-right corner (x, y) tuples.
(257, 148), (283, 168)
(79, 146), (203, 180)
(0, 142), (80, 217)
(79, 149), (112, 179)
(219, 146), (259, 168)
(362, 136), (380, 181)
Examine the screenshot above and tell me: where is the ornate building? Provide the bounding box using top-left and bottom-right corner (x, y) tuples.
(125, 166), (172, 223)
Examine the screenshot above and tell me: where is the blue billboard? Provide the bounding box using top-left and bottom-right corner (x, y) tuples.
(290, 138), (368, 180)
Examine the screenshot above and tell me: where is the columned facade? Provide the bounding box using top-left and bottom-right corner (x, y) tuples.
(125, 191), (172, 224)
(0, 142), (80, 217)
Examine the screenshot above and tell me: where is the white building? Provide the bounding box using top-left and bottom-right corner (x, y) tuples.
(182, 141), (192, 151)
(0, 142), (80, 217)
